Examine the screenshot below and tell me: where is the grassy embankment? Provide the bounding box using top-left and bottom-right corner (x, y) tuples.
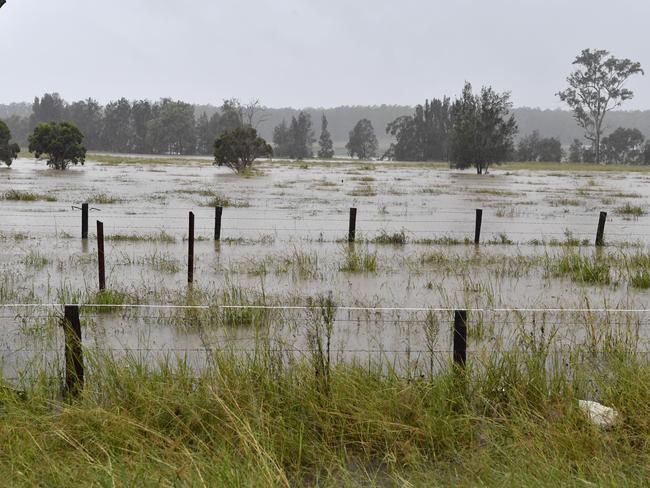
(18, 150), (650, 172)
(1, 329), (650, 486)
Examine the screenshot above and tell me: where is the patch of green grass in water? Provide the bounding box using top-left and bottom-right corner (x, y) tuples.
(616, 203), (645, 217)
(106, 231), (176, 243)
(2, 189), (56, 202)
(371, 230), (407, 245)
(630, 270), (650, 289)
(550, 253), (611, 285)
(348, 185), (377, 197)
(87, 193), (123, 204)
(340, 248), (377, 273)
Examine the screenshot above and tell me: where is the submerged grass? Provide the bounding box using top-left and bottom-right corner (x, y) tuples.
(339, 247), (378, 273)
(218, 285), (270, 327)
(87, 192), (122, 204)
(21, 250), (49, 269)
(616, 203), (645, 217)
(86, 289), (132, 313)
(415, 235), (473, 246)
(348, 185), (377, 197)
(630, 270), (650, 289)
(90, 153), (208, 165)
(474, 188), (519, 197)
(106, 231), (176, 243)
(2, 189), (56, 202)
(504, 161), (650, 172)
(548, 252), (612, 285)
(371, 230), (407, 245)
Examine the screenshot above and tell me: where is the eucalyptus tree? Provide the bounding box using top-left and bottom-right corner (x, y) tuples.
(0, 120), (20, 166)
(29, 93), (66, 129)
(214, 127), (272, 173)
(385, 98), (451, 161)
(67, 98), (103, 149)
(28, 122), (86, 170)
(516, 131), (563, 162)
(558, 49), (643, 163)
(102, 98), (133, 152)
(147, 99), (196, 155)
(273, 111), (314, 159)
(449, 82), (517, 174)
(346, 119), (378, 160)
(317, 114), (334, 158)
(601, 127), (645, 164)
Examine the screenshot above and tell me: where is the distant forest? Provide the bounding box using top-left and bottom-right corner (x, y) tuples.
(3, 96), (650, 156)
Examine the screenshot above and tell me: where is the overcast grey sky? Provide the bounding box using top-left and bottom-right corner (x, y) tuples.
(1, 0), (648, 109)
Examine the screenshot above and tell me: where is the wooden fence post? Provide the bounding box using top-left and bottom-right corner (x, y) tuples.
(97, 221), (105, 291)
(63, 305), (84, 397)
(214, 206), (222, 241)
(348, 207), (357, 243)
(81, 203), (88, 239)
(188, 211), (195, 283)
(474, 209), (483, 245)
(595, 211), (607, 247)
(453, 310), (467, 368)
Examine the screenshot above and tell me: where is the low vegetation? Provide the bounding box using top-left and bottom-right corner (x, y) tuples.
(340, 247), (377, 272)
(87, 193), (122, 204)
(2, 338), (650, 485)
(616, 203), (645, 217)
(548, 252), (612, 285)
(371, 230), (407, 245)
(105, 231), (176, 243)
(2, 189), (56, 202)
(348, 184), (377, 197)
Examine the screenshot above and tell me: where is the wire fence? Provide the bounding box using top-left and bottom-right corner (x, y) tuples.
(0, 301), (648, 393)
(0, 204), (646, 242)
(2, 199), (650, 390)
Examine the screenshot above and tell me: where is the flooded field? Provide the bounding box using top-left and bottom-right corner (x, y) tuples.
(1, 157), (650, 379)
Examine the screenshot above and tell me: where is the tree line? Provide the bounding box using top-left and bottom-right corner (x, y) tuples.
(6, 99), (650, 156)
(0, 96), (411, 156)
(1, 48), (646, 170)
(3, 94), (255, 156)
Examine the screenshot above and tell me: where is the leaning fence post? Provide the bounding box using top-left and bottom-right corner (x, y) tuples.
(188, 211), (195, 283)
(453, 310), (467, 369)
(214, 206), (223, 241)
(81, 203), (89, 239)
(63, 305), (84, 397)
(474, 209), (483, 244)
(348, 207), (357, 243)
(595, 211), (607, 247)
(97, 221), (105, 291)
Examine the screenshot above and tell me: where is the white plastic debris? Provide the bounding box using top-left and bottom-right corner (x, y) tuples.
(578, 399), (618, 428)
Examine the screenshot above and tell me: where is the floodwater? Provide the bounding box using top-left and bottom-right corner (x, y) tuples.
(1, 157), (650, 379)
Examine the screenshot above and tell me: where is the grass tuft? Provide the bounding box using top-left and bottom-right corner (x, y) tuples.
(550, 253), (611, 285)
(87, 193), (122, 204)
(616, 203), (645, 217)
(106, 231), (176, 243)
(348, 185), (377, 197)
(340, 247), (377, 273)
(2, 189), (56, 202)
(371, 230), (407, 245)
(630, 270), (650, 289)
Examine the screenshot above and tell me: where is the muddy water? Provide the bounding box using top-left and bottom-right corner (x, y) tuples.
(1, 158), (650, 378)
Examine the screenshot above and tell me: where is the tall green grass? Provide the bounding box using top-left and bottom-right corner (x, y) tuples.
(339, 247), (377, 272)
(548, 252), (612, 285)
(2, 341), (650, 486)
